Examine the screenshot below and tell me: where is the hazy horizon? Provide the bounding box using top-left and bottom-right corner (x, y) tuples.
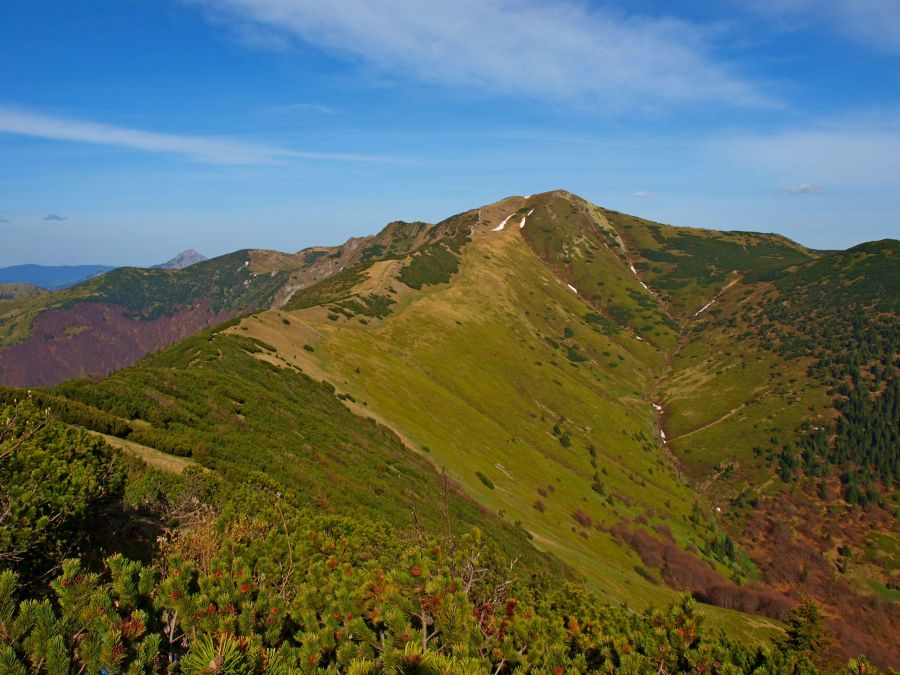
(2, 0), (899, 266)
(1, 189), (898, 269)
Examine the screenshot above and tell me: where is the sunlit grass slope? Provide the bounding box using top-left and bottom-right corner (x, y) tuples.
(233, 192), (783, 640)
(42, 326), (566, 581)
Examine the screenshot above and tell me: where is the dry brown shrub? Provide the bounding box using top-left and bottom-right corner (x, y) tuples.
(572, 510), (593, 528)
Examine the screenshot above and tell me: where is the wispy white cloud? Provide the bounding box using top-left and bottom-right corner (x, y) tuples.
(710, 119), (900, 189)
(187, 0), (766, 108)
(42, 214), (67, 221)
(741, 0), (900, 53)
(0, 106), (389, 164)
(782, 183), (825, 194)
(271, 102), (337, 114)
(631, 190), (652, 198)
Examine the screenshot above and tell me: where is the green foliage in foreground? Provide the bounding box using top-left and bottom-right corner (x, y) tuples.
(0, 397), (124, 571)
(0, 394), (880, 674)
(0, 493), (839, 674)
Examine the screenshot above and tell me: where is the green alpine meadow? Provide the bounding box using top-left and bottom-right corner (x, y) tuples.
(0, 190), (896, 673)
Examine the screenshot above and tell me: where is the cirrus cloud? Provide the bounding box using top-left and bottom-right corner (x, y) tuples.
(187, 0), (767, 109)
(271, 102), (337, 114)
(709, 119), (900, 190)
(783, 183), (825, 194)
(741, 0), (900, 53)
(0, 106), (392, 165)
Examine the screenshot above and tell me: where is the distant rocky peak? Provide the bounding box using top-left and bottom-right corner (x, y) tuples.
(154, 249), (207, 270)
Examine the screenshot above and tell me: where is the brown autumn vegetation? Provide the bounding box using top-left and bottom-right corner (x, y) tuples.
(609, 522), (797, 623)
(0, 301), (241, 386)
(743, 488), (900, 670)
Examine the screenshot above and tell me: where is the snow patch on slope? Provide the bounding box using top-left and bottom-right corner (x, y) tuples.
(519, 208), (534, 229)
(693, 299), (715, 316)
(492, 213), (514, 231)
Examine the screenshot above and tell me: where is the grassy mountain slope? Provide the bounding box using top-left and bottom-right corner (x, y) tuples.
(516, 192), (680, 353)
(228, 191), (896, 666)
(5, 190), (895, 667)
(271, 221), (437, 309)
(233, 193), (801, 642)
(603, 209), (816, 318)
(12, 325), (565, 580)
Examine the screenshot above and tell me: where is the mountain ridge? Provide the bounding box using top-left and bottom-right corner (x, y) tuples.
(1, 190), (896, 666)
(224, 189), (897, 666)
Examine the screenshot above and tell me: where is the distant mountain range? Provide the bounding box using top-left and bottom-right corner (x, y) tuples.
(0, 250), (207, 290)
(0, 264), (116, 290)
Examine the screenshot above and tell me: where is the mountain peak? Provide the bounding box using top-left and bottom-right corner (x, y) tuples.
(153, 249), (207, 270)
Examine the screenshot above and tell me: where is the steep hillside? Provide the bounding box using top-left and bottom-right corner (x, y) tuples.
(602, 209), (816, 318)
(663, 239), (898, 483)
(0, 394), (823, 673)
(655, 238), (899, 660)
(230, 192), (835, 642)
(2, 190), (895, 668)
(19, 328), (553, 572)
(226, 191), (897, 667)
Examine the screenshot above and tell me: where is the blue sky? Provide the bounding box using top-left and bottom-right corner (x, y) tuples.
(1, 0), (898, 266)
